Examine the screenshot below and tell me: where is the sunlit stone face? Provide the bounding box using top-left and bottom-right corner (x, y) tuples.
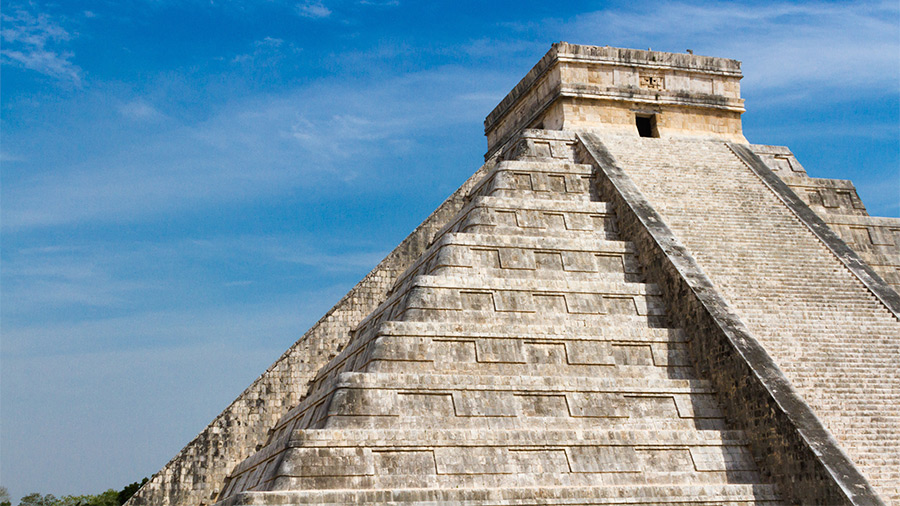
(485, 42), (747, 157)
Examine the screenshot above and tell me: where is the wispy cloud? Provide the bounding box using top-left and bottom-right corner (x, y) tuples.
(358, 0), (399, 6)
(562, 0), (899, 95)
(2, 299), (321, 356)
(1, 235), (386, 317)
(248, 236), (388, 271)
(0, 7), (82, 84)
(118, 100), (164, 121)
(1, 233), (387, 358)
(1, 151), (27, 163)
(2, 64), (503, 230)
(232, 37), (283, 61)
(230, 36), (301, 74)
(2, 244), (158, 316)
(296, 1), (332, 19)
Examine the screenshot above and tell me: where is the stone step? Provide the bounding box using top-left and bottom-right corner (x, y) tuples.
(459, 195), (613, 216)
(484, 188), (593, 201)
(332, 316), (680, 396)
(403, 274), (660, 294)
(224, 429), (765, 498)
(425, 232), (634, 252)
(318, 322), (689, 380)
(366, 359), (697, 381)
(458, 225), (620, 240)
(363, 334), (693, 370)
(597, 135), (900, 500)
(469, 160), (593, 201)
(428, 267), (643, 284)
(397, 310), (670, 329)
(221, 484), (782, 506)
(500, 129), (579, 162)
(323, 372), (715, 397)
(356, 275), (666, 338)
(377, 321), (688, 340)
(440, 196), (618, 240)
(273, 371), (725, 434)
(388, 233), (641, 297)
(305, 321), (692, 394)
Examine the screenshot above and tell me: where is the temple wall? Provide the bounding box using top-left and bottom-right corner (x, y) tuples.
(484, 43), (745, 158)
(562, 99), (745, 141)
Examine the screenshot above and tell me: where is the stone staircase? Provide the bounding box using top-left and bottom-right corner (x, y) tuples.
(214, 140), (783, 505)
(598, 134), (900, 503)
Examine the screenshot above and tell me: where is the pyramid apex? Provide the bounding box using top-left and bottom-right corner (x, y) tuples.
(485, 43), (746, 158)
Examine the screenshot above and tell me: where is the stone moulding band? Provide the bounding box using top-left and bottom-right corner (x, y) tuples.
(555, 54), (743, 76)
(576, 132), (885, 506)
(727, 142), (900, 319)
(559, 87), (745, 111)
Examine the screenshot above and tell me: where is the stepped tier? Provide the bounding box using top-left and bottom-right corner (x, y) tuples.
(214, 146), (782, 505)
(223, 428), (764, 495)
(218, 484), (782, 506)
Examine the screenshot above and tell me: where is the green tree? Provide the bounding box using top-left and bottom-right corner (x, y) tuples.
(116, 479), (147, 506)
(12, 478), (147, 506)
(0, 486), (11, 506)
(57, 489), (118, 506)
(93, 490), (118, 506)
(18, 493), (58, 506)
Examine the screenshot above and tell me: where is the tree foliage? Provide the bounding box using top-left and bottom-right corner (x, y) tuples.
(4, 479), (147, 506)
(18, 494), (58, 506)
(115, 479), (147, 506)
(56, 489), (118, 506)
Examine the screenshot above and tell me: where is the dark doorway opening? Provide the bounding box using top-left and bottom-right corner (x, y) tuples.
(636, 115), (658, 138)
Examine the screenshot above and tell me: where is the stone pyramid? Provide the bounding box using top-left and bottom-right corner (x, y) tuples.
(129, 43), (900, 506)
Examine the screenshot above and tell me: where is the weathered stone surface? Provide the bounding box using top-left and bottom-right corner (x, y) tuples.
(132, 43), (898, 506)
(750, 144), (900, 293)
(217, 141), (780, 505)
(588, 132), (897, 502)
(578, 132), (886, 505)
(127, 158), (497, 506)
(485, 42), (747, 158)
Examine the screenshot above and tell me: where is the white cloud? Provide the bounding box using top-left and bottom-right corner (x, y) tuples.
(0, 8), (82, 84)
(231, 36), (298, 66)
(257, 36), (284, 47)
(2, 65), (504, 230)
(2, 299), (318, 355)
(296, 1), (332, 19)
(561, 0), (899, 95)
(118, 100), (164, 120)
(1, 151), (27, 163)
(358, 0), (399, 6)
(1, 234), (388, 327)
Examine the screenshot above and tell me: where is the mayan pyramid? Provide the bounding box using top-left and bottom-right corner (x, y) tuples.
(128, 43), (900, 506)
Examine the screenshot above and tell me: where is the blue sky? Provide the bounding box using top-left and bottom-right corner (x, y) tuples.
(1, 0), (898, 501)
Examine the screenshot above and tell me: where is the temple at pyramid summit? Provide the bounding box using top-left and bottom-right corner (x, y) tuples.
(128, 43), (900, 505)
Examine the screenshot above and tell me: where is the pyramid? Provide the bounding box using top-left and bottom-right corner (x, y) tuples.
(128, 43), (900, 506)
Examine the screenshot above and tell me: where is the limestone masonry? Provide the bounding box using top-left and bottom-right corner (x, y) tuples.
(128, 43), (900, 506)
